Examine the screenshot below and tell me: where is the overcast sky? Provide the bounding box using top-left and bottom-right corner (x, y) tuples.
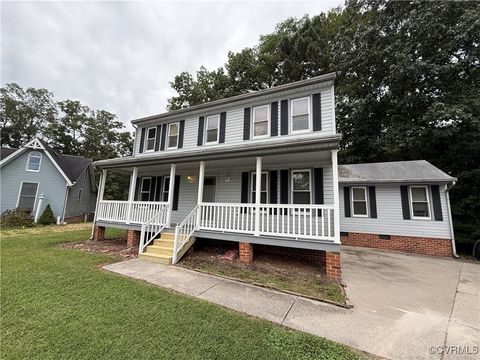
(1, 1), (343, 131)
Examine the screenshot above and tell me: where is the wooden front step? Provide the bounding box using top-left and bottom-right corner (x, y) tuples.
(145, 245), (173, 256)
(138, 252), (172, 264)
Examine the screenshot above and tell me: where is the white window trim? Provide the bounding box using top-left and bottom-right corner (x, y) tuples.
(251, 171), (268, 203)
(140, 177), (152, 201)
(204, 115), (220, 145)
(77, 188), (83, 202)
(290, 169), (312, 204)
(25, 151), (42, 172)
(289, 96), (312, 134)
(16, 181), (39, 211)
(409, 185), (431, 220)
(351, 186), (369, 218)
(167, 122), (179, 150)
(252, 105), (270, 139)
(144, 127), (157, 152)
(162, 176), (170, 202)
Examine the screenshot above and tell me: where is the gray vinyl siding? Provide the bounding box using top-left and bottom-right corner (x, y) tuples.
(339, 183), (452, 239)
(64, 167), (96, 219)
(133, 83), (335, 157)
(0, 150), (67, 219)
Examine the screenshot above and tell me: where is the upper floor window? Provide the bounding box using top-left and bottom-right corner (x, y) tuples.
(290, 97), (310, 133)
(351, 187), (368, 217)
(168, 123), (179, 149)
(291, 170), (311, 204)
(410, 186), (430, 219)
(253, 105), (269, 138)
(144, 127), (156, 152)
(251, 172), (268, 203)
(26, 151), (42, 172)
(206, 115), (219, 144)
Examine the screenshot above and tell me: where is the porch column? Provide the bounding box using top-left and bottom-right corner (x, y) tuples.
(196, 161), (205, 227)
(254, 156), (262, 236)
(126, 167), (138, 224)
(331, 150), (340, 243)
(91, 169), (107, 240)
(166, 164), (176, 226)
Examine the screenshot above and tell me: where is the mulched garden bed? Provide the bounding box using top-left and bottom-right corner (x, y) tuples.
(58, 238), (138, 259)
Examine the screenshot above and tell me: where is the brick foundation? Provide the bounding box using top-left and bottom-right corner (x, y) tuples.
(127, 230), (140, 247)
(325, 252), (342, 281)
(255, 244), (326, 264)
(341, 232), (453, 257)
(64, 213), (93, 224)
(239, 242), (253, 264)
(93, 225), (105, 241)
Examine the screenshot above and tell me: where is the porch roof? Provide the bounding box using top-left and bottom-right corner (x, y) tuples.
(93, 133), (341, 170)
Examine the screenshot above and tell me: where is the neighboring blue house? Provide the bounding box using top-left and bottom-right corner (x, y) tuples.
(0, 137), (97, 223)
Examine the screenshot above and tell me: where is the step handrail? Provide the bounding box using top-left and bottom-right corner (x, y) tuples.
(172, 205), (199, 264)
(139, 205), (169, 254)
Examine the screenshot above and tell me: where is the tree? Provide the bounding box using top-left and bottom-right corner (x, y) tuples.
(38, 204), (56, 225)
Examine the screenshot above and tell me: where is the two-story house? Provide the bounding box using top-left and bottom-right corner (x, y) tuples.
(92, 73), (457, 281)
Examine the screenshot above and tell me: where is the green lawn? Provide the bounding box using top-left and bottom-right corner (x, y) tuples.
(1, 224), (366, 360)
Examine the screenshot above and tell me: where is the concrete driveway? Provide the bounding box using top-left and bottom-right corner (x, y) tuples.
(285, 246), (479, 359)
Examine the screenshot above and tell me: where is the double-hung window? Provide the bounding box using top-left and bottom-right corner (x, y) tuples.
(253, 105), (269, 138)
(140, 178), (151, 201)
(167, 123), (179, 149)
(290, 97), (310, 133)
(26, 151), (42, 171)
(206, 115), (219, 144)
(291, 170), (311, 204)
(410, 186), (430, 219)
(77, 188), (83, 202)
(251, 172), (268, 203)
(351, 187), (368, 217)
(162, 177), (170, 202)
(144, 127), (156, 152)
(17, 182), (38, 211)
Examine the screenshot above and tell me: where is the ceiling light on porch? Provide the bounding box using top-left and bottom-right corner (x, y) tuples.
(186, 175), (195, 184)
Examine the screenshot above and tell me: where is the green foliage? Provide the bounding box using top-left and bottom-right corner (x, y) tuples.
(0, 209), (34, 228)
(37, 204), (56, 225)
(167, 0), (480, 244)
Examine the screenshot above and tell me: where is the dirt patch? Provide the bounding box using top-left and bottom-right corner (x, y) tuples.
(179, 245), (346, 305)
(59, 238), (138, 259)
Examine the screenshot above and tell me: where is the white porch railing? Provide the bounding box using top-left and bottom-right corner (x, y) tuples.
(198, 202), (335, 241)
(139, 205), (169, 254)
(97, 200), (168, 224)
(172, 205), (199, 264)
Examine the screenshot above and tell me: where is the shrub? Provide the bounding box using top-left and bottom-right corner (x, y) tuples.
(38, 204), (56, 225)
(0, 209), (34, 227)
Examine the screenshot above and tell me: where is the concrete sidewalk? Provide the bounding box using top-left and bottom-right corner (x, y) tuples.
(103, 250), (479, 360)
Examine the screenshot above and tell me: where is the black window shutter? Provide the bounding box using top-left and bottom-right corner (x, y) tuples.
(178, 120), (185, 149)
(149, 177), (157, 201)
(154, 176), (163, 201)
(134, 177), (141, 200)
(154, 125), (161, 151)
(243, 108), (251, 140)
(269, 170), (278, 204)
(344, 186), (351, 217)
(280, 169), (289, 204)
(400, 186), (411, 220)
(219, 112), (226, 143)
(431, 185), (443, 221)
(241, 172), (249, 203)
(280, 100), (288, 135)
(313, 168), (324, 216)
(139, 128), (146, 153)
(368, 186), (377, 218)
(271, 102), (278, 136)
(197, 116), (205, 146)
(172, 175), (181, 210)
(312, 93), (322, 131)
(160, 124), (167, 150)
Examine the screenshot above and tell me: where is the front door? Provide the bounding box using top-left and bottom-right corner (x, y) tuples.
(202, 176), (216, 202)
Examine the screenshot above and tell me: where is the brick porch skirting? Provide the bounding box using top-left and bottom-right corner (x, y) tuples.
(340, 232), (453, 257)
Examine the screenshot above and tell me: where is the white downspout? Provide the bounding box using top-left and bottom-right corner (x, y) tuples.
(445, 182), (458, 258)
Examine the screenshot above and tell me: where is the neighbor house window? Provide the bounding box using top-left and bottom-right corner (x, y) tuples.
(252, 105), (269, 138)
(290, 97), (310, 132)
(162, 177), (170, 202)
(17, 182), (38, 211)
(351, 187), (368, 217)
(205, 115), (219, 144)
(140, 178), (151, 201)
(251, 172), (268, 203)
(26, 151), (42, 172)
(410, 186), (430, 219)
(77, 188), (83, 202)
(168, 123), (179, 149)
(291, 170), (311, 204)
(144, 127), (156, 152)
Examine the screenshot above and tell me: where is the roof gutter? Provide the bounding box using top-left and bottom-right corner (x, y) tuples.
(445, 181), (458, 258)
